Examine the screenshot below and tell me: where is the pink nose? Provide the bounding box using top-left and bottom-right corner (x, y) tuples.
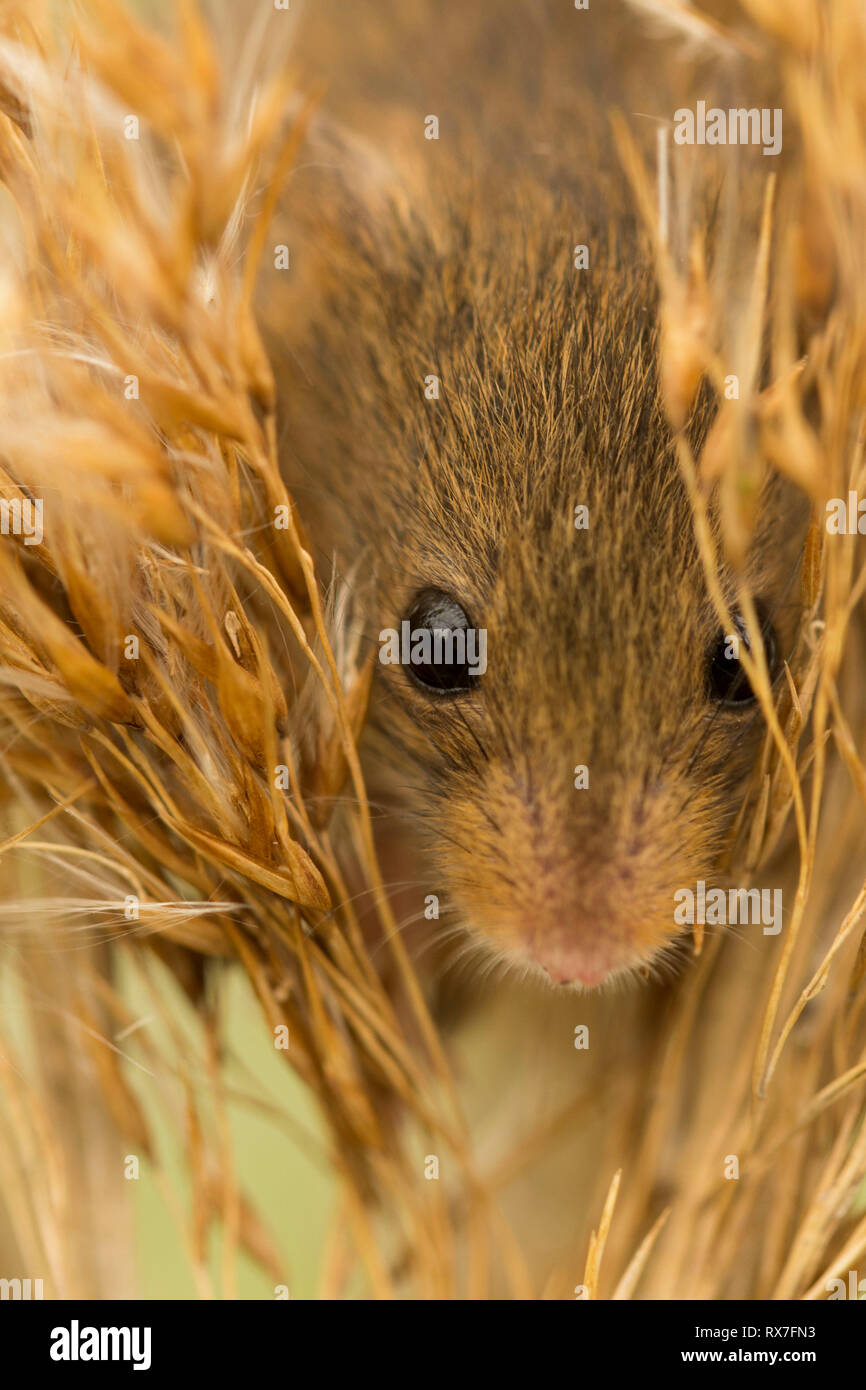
(537, 955), (610, 987)
(542, 960), (608, 987)
(528, 930), (631, 988)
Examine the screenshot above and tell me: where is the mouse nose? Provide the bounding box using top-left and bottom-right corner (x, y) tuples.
(540, 959), (607, 987)
(445, 765), (693, 988)
(528, 931), (635, 988)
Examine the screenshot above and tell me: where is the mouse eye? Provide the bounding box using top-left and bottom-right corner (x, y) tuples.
(402, 588), (482, 694)
(707, 611), (777, 706)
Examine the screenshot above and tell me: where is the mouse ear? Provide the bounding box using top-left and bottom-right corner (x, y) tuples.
(257, 102), (411, 347)
(291, 104), (409, 235)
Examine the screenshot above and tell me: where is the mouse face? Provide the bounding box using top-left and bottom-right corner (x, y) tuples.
(279, 187), (808, 990)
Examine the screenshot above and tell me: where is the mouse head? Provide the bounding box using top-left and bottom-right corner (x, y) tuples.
(277, 175), (808, 990)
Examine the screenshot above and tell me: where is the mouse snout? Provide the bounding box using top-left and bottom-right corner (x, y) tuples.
(509, 860), (661, 987)
(525, 913), (644, 987)
(442, 765), (708, 988)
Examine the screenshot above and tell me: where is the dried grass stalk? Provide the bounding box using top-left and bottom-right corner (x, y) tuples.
(0, 0), (515, 1299)
(0, 0), (864, 1300)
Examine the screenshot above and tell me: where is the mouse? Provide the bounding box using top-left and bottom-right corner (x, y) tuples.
(265, 1), (809, 994)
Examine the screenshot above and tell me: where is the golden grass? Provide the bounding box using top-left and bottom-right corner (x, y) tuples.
(0, 0), (864, 1299)
(0, 0), (508, 1299)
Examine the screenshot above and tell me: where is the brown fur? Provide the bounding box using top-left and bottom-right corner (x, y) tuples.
(266, 7), (807, 990)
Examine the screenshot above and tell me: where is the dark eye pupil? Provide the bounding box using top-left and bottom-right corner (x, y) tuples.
(708, 612), (775, 706)
(403, 589), (479, 694)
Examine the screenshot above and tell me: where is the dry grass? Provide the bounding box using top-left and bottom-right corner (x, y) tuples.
(0, 0), (509, 1300)
(0, 0), (864, 1299)
(585, 0), (866, 1300)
